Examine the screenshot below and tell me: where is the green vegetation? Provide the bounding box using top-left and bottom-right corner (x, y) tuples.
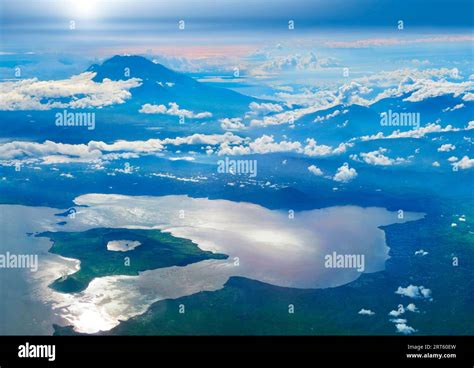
(38, 228), (227, 293)
(54, 199), (474, 336)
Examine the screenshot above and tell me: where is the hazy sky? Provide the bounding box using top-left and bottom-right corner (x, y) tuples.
(0, 0), (472, 80)
(2, 0), (473, 26)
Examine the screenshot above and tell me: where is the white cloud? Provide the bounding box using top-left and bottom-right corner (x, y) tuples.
(337, 82), (373, 106)
(325, 35), (474, 48)
(390, 318), (407, 324)
(438, 144), (456, 152)
(360, 123), (461, 141)
(395, 323), (416, 335)
(303, 139), (353, 157)
(333, 163), (357, 183)
(442, 103), (465, 112)
(432, 161), (440, 167)
(218, 135), (301, 156)
(313, 109), (345, 123)
(355, 148), (408, 166)
(354, 67), (462, 88)
(308, 165), (323, 176)
(249, 101), (339, 127)
(0, 72), (141, 110)
(453, 156), (474, 170)
(219, 118), (245, 130)
(217, 135), (351, 158)
(248, 135), (302, 154)
(344, 68), (472, 105)
(389, 306), (405, 317)
(252, 67), (472, 127)
(414, 249), (428, 256)
(162, 132), (244, 146)
(358, 309), (375, 316)
(246, 102), (283, 117)
(403, 80), (472, 103)
(250, 52), (339, 76)
(0, 133), (244, 165)
(168, 156), (195, 161)
(395, 285), (432, 300)
(406, 303), (419, 313)
(462, 93), (474, 101)
(139, 102), (212, 119)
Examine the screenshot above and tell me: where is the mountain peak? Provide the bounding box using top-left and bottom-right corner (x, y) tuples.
(86, 54), (254, 111)
(88, 55), (193, 86)
(103, 55), (159, 68)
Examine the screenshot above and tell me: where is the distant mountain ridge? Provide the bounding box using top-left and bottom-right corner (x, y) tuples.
(87, 55), (255, 113)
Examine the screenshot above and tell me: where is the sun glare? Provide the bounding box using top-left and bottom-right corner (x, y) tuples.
(71, 0), (99, 18)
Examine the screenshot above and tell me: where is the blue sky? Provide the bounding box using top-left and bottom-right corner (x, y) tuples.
(0, 0), (472, 95)
(1, 0), (473, 54)
(2, 0), (473, 26)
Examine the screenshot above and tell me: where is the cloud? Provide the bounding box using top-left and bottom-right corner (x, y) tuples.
(453, 156), (474, 170)
(250, 52), (339, 76)
(0, 133), (244, 165)
(252, 67), (471, 126)
(303, 139), (353, 157)
(314, 109), (348, 123)
(343, 68), (472, 105)
(389, 305), (405, 317)
(354, 68), (462, 88)
(395, 323), (416, 335)
(437, 144), (456, 152)
(308, 165), (323, 176)
(245, 102), (283, 117)
(358, 308), (375, 316)
(406, 303), (419, 313)
(359, 123), (465, 141)
(218, 135), (301, 156)
(442, 103), (465, 112)
(432, 161), (441, 167)
(463, 93), (474, 101)
(168, 156), (195, 161)
(403, 79), (473, 103)
(139, 102), (212, 119)
(217, 135), (351, 158)
(336, 82), (372, 106)
(333, 163), (357, 183)
(246, 135), (301, 154)
(219, 118), (245, 130)
(414, 249), (429, 256)
(274, 88), (337, 108)
(162, 132), (244, 146)
(389, 303), (420, 318)
(325, 35), (474, 48)
(353, 148), (408, 166)
(395, 285), (432, 300)
(0, 72), (141, 110)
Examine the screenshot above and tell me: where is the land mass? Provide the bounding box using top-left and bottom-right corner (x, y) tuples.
(38, 227), (228, 293)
